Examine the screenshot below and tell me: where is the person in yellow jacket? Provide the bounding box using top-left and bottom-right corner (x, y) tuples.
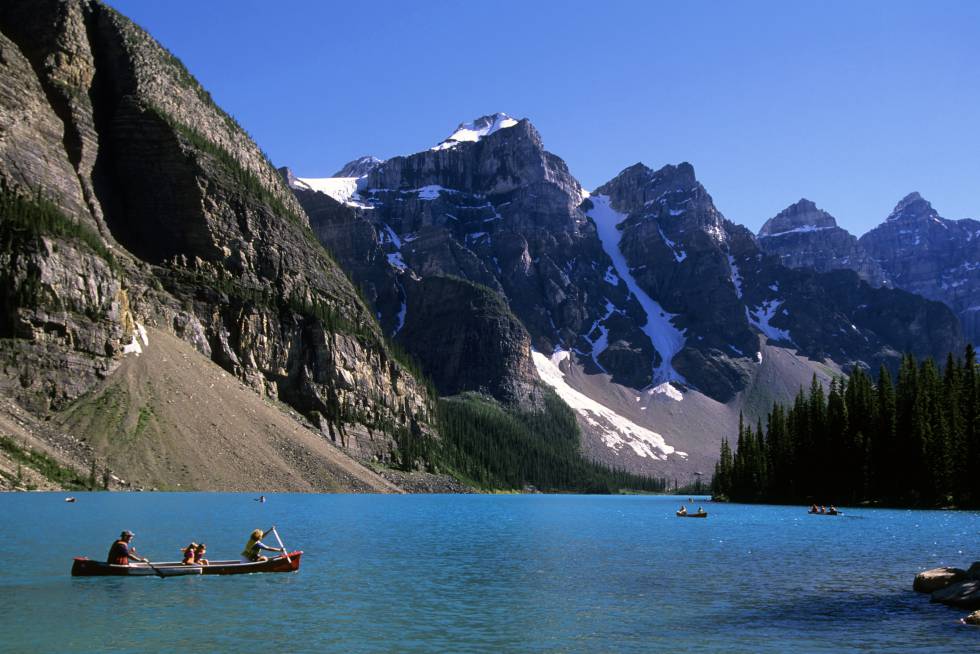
(241, 527), (285, 562)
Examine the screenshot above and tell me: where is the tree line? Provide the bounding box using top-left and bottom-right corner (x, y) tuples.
(712, 347), (980, 507)
(436, 391), (669, 493)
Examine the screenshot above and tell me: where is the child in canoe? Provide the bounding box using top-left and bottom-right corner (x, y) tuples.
(194, 543), (209, 566)
(181, 542), (198, 565)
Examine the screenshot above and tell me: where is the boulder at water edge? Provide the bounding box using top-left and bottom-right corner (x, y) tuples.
(930, 579), (980, 609)
(967, 562), (980, 580)
(914, 567), (968, 593)
(964, 610), (980, 626)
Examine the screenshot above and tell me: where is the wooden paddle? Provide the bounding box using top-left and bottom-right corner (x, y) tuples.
(137, 551), (166, 579)
(271, 526), (291, 563)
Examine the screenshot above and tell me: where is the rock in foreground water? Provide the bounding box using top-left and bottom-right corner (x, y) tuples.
(930, 579), (980, 609)
(914, 567), (967, 593)
(964, 610), (980, 626)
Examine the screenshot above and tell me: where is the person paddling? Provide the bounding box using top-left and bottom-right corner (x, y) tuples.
(107, 530), (148, 566)
(241, 527), (285, 562)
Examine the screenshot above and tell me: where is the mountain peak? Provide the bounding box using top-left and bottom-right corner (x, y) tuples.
(431, 112), (519, 151)
(333, 155), (384, 178)
(886, 192), (938, 222)
(759, 198), (838, 237)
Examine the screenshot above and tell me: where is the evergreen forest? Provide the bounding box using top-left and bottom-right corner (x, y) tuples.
(712, 347), (980, 507)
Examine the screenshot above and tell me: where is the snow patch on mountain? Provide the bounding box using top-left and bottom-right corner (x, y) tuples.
(417, 185), (445, 200)
(586, 301), (619, 370)
(122, 323), (149, 356)
(727, 254), (743, 299)
(758, 225), (834, 238)
(532, 350), (685, 460)
(588, 195), (687, 385)
(747, 300), (794, 344)
(431, 113), (519, 151)
(604, 266), (621, 286)
(292, 175), (375, 209)
(659, 227), (687, 262)
(648, 382), (683, 402)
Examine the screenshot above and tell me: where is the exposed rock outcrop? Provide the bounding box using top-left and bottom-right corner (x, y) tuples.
(758, 199), (888, 287)
(0, 0), (432, 469)
(931, 579), (980, 609)
(288, 113), (965, 477)
(860, 193), (980, 346)
(290, 114), (621, 408)
(914, 567), (968, 593)
(398, 276), (543, 408)
(593, 163), (962, 401)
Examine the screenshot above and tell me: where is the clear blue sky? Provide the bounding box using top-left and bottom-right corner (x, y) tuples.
(108, 0), (979, 235)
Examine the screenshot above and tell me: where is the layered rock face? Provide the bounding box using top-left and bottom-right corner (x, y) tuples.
(859, 193), (980, 345)
(291, 115), (649, 406)
(292, 118), (962, 408)
(0, 0), (431, 460)
(592, 163), (962, 400)
(758, 199), (889, 287)
(398, 276), (543, 407)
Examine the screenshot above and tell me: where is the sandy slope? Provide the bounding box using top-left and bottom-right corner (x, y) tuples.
(53, 328), (402, 493)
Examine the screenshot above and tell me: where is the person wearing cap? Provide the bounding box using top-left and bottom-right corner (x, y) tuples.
(241, 527), (285, 562)
(107, 530), (148, 565)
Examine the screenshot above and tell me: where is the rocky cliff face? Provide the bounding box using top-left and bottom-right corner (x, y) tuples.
(592, 163), (962, 400)
(291, 116), (963, 412)
(290, 114), (630, 408)
(758, 199), (889, 287)
(285, 112), (966, 478)
(0, 0), (431, 462)
(859, 193), (980, 345)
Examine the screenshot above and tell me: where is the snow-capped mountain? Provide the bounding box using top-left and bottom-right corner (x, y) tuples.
(287, 114), (962, 479)
(334, 155), (385, 178)
(431, 112), (519, 151)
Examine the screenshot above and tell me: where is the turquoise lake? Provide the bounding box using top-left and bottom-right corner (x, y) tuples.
(0, 493), (977, 653)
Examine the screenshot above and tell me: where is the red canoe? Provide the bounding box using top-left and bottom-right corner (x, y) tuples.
(676, 511), (708, 518)
(71, 551), (303, 576)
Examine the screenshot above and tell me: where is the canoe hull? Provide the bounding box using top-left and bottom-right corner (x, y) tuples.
(70, 559), (202, 577)
(71, 551), (302, 577)
(676, 512), (708, 518)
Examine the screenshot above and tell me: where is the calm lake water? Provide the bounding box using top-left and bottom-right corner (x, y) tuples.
(0, 493), (977, 653)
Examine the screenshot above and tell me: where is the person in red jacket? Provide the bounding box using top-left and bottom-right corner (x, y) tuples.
(106, 531), (147, 565)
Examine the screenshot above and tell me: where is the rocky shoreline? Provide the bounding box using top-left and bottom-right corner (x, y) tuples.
(914, 563), (980, 625)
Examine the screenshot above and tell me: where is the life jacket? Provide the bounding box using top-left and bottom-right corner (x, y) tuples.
(182, 546), (196, 564)
(242, 538), (261, 561)
(107, 540), (130, 565)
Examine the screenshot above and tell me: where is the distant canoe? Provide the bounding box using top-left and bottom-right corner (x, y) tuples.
(807, 511), (842, 516)
(70, 551), (302, 576)
(676, 512), (708, 518)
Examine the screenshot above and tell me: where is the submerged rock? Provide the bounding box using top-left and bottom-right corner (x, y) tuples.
(930, 579), (980, 609)
(914, 567), (967, 593)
